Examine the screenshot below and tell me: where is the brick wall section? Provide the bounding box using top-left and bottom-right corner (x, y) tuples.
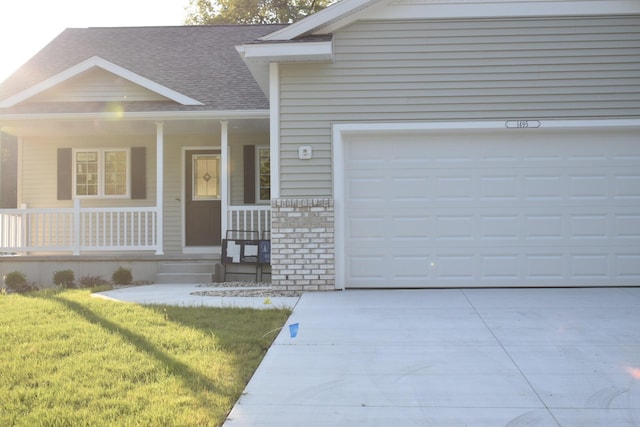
(271, 198), (335, 291)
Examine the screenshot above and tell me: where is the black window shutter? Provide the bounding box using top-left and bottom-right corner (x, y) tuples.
(243, 145), (255, 204)
(57, 148), (72, 200)
(131, 147), (146, 199)
(0, 133), (18, 208)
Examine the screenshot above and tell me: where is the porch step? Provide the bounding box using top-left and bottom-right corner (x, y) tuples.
(155, 262), (219, 284)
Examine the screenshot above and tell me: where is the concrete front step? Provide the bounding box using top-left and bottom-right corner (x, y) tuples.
(155, 262), (220, 284)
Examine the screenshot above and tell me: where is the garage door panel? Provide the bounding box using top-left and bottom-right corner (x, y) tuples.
(348, 254), (388, 282)
(389, 215), (430, 241)
(343, 129), (640, 288)
(523, 175), (564, 200)
(571, 254), (610, 279)
(569, 214), (608, 239)
(616, 174), (640, 199)
(348, 215), (386, 241)
(480, 176), (519, 200)
(480, 215), (520, 240)
(616, 214), (640, 238)
(391, 177), (431, 201)
(348, 176), (387, 201)
(618, 254), (640, 279)
(524, 214), (564, 240)
(568, 174), (609, 199)
(435, 215), (475, 241)
(525, 254), (564, 279)
(480, 254), (520, 280)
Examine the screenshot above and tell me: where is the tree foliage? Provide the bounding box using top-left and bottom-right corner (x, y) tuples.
(184, 0), (336, 25)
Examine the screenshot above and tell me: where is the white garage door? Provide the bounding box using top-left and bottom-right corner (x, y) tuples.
(343, 128), (640, 288)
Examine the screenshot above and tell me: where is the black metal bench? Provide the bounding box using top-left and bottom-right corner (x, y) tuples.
(221, 230), (270, 282)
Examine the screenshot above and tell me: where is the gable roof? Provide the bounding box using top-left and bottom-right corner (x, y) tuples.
(0, 56), (204, 108)
(0, 24), (287, 115)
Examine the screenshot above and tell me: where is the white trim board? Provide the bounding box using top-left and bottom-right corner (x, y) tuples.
(332, 118), (640, 289)
(181, 145), (222, 254)
(261, 0), (640, 41)
(0, 56), (204, 108)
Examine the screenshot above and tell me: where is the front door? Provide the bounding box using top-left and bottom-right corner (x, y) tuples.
(185, 150), (221, 247)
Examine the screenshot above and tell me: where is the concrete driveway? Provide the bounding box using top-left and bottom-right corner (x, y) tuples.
(224, 287), (640, 427)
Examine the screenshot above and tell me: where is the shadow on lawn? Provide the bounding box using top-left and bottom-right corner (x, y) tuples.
(49, 294), (235, 401)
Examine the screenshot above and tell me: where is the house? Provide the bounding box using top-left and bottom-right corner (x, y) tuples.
(236, 0), (640, 290)
(2, 0), (640, 290)
(0, 25), (285, 283)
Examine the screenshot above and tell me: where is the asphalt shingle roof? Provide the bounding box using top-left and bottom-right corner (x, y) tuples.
(0, 24), (287, 114)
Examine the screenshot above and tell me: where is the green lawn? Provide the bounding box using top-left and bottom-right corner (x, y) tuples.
(0, 288), (291, 426)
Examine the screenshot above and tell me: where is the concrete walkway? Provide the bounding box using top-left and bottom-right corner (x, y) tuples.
(94, 283), (299, 309)
(224, 287), (640, 427)
(95, 285), (640, 426)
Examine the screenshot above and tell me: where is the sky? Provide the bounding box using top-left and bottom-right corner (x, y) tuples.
(0, 0), (189, 82)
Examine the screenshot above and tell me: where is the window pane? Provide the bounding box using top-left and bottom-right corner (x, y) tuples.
(104, 150), (127, 196)
(75, 151), (98, 196)
(193, 155), (220, 200)
(258, 148), (270, 201)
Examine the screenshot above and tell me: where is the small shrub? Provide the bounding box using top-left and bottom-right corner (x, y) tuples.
(79, 275), (109, 289)
(4, 271), (27, 288)
(54, 270), (75, 288)
(3, 271), (37, 293)
(112, 267), (132, 286)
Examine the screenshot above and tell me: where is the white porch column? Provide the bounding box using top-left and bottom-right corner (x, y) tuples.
(220, 120), (229, 241)
(269, 63), (280, 198)
(155, 121), (164, 255)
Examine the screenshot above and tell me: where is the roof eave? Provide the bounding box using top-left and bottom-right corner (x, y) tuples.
(237, 40), (334, 96)
(260, 0), (384, 40)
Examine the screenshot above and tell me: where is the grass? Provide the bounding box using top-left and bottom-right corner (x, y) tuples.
(0, 288), (291, 426)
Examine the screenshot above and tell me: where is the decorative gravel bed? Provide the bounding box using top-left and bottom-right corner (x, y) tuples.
(193, 282), (301, 298)
(196, 282), (271, 288)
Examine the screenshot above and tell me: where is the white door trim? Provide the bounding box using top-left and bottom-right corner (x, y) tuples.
(332, 119), (640, 289)
(181, 145), (221, 254)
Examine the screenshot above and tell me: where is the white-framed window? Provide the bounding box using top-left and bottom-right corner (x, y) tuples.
(256, 146), (270, 203)
(73, 148), (130, 198)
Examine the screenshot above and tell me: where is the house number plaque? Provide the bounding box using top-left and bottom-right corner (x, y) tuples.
(505, 120), (541, 129)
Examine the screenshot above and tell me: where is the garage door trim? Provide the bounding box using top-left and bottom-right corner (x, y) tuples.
(332, 119), (640, 289)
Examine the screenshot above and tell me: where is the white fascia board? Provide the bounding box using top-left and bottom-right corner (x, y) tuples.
(260, 0), (640, 41)
(0, 56), (204, 108)
(260, 0), (383, 40)
(325, 0), (640, 25)
(0, 109), (270, 122)
(237, 41), (333, 96)
(238, 41), (334, 62)
(244, 61), (271, 98)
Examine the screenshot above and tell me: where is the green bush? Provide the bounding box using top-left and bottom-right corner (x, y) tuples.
(112, 267), (132, 286)
(79, 275), (109, 288)
(3, 271), (37, 293)
(54, 270), (75, 288)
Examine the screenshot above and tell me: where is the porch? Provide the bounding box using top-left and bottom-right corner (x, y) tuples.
(0, 204), (270, 285)
(0, 203), (270, 255)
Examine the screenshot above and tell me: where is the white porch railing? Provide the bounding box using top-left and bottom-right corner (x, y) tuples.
(0, 200), (159, 255)
(226, 205), (271, 239)
(0, 203), (270, 255)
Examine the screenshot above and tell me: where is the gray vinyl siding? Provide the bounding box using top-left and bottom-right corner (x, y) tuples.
(278, 16), (640, 197)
